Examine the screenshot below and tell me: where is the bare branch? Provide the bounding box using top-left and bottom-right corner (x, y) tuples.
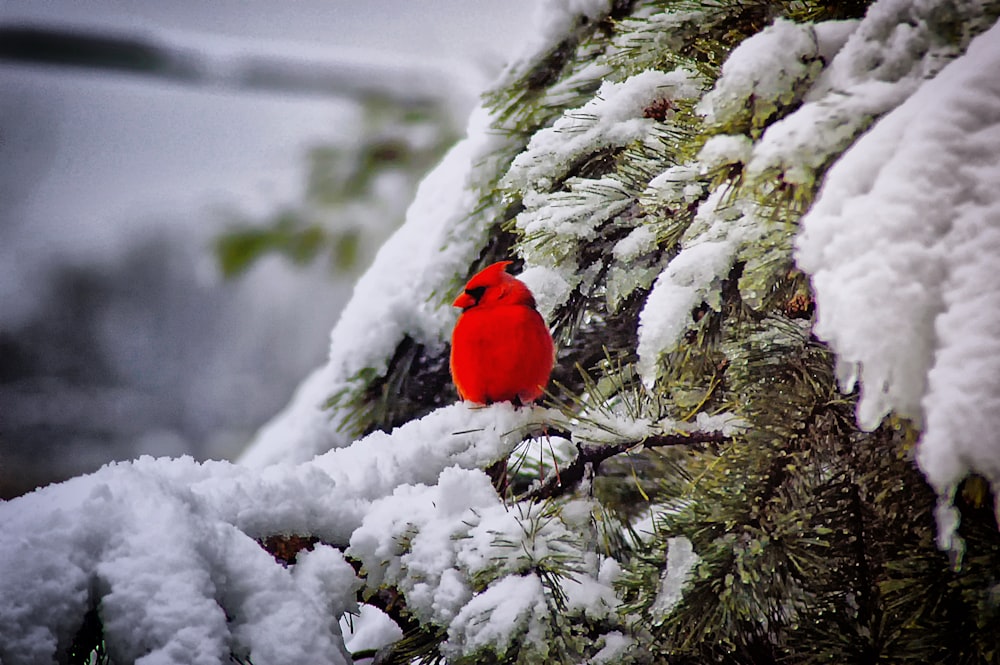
(518, 430), (730, 503)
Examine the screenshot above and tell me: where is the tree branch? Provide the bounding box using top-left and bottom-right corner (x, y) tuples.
(518, 429), (730, 503)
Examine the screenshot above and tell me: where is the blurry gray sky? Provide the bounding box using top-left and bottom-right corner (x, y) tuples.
(0, 0), (535, 325)
(0, 0), (531, 60)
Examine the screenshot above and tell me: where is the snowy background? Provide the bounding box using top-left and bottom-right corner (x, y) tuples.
(0, 0), (532, 497)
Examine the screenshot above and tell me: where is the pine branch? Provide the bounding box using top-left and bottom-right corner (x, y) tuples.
(519, 429), (729, 503)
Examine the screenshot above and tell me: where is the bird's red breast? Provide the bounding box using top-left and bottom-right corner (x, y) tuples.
(450, 261), (554, 405)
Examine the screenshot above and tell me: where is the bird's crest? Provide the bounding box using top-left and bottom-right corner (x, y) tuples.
(454, 261), (537, 310)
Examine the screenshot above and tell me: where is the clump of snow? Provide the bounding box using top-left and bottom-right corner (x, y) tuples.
(643, 164), (705, 208)
(341, 605), (403, 657)
(606, 223), (664, 311)
(812, 19), (862, 63)
(795, 19), (1000, 550)
(346, 452), (619, 654)
(562, 554), (621, 621)
(518, 264), (575, 323)
(0, 459), (355, 665)
(587, 631), (635, 664)
(697, 134), (753, 171)
(651, 536), (700, 618)
(693, 411), (747, 438)
(309, 403), (554, 503)
(348, 467), (496, 624)
(444, 573), (549, 659)
(636, 190), (762, 389)
(613, 224), (658, 262)
(504, 69), (701, 194)
(697, 18), (825, 128)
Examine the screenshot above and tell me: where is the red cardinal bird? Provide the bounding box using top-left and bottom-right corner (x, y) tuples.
(450, 261), (554, 405)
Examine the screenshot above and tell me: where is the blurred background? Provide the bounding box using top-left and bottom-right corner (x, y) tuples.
(0, 0), (533, 498)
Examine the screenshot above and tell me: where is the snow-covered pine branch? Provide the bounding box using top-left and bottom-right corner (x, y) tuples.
(0, 404), (545, 664)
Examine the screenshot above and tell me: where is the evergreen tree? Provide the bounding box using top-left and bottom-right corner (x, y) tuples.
(308, 0), (1000, 661)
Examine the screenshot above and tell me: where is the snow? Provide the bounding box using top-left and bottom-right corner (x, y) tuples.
(697, 18), (825, 128)
(587, 631), (634, 664)
(607, 224), (663, 312)
(0, 459), (353, 665)
(651, 536), (700, 618)
(360, 481), (591, 637)
(444, 573), (548, 659)
(517, 264), (576, 323)
(745, 0), (992, 187)
(0, 392), (641, 663)
(643, 164), (705, 206)
(8, 0), (1000, 662)
(0, 403), (554, 664)
(341, 605), (403, 657)
(347, 466), (506, 624)
(506, 0), (614, 84)
(812, 20), (862, 63)
(796, 18), (1000, 549)
(613, 224), (658, 261)
(562, 554), (621, 620)
(636, 189), (762, 389)
(503, 69), (701, 195)
(697, 134), (754, 171)
(566, 398), (738, 449)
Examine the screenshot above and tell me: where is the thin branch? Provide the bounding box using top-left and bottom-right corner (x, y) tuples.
(519, 430), (730, 503)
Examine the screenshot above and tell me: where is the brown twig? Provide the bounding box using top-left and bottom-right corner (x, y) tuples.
(519, 430), (730, 503)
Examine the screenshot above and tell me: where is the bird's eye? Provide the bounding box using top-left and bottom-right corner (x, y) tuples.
(465, 286), (486, 301)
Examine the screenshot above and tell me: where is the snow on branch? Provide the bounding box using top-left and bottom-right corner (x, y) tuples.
(502, 69), (701, 196)
(0, 390), (732, 664)
(0, 403), (550, 665)
(635, 187), (764, 389)
(745, 0), (992, 188)
(795, 19), (1000, 552)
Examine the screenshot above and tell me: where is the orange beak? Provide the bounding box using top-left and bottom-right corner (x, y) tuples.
(453, 292), (476, 309)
